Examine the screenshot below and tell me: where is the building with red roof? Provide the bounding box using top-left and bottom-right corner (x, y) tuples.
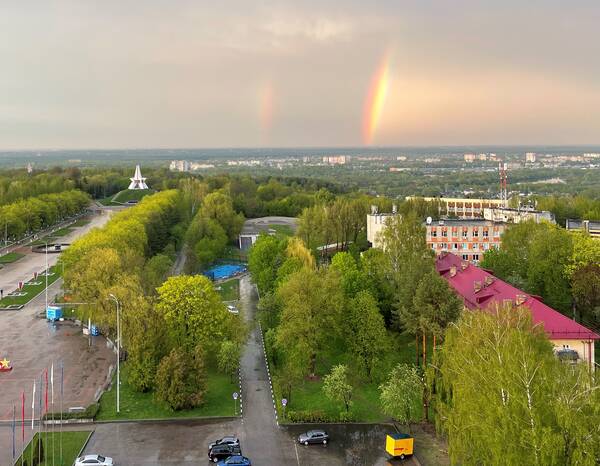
(436, 252), (599, 370)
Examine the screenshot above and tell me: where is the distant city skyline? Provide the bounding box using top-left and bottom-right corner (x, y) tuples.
(2, 1), (600, 149)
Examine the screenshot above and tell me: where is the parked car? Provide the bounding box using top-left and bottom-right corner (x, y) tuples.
(209, 444), (242, 463)
(217, 455), (252, 466)
(227, 304), (239, 315)
(74, 454), (114, 465)
(298, 430), (329, 445)
(209, 436), (240, 450)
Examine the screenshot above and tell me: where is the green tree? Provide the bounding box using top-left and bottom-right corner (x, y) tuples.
(346, 291), (388, 378)
(199, 192), (244, 242)
(275, 267), (343, 376)
(379, 212), (435, 330)
(247, 234), (288, 295)
(157, 275), (232, 353)
(572, 264), (600, 326)
(322, 364), (353, 413)
(379, 364), (423, 428)
(218, 340), (241, 383)
(434, 303), (600, 466)
(141, 253), (174, 294)
(155, 346), (206, 410)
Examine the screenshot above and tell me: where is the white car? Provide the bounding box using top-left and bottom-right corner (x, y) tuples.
(227, 304), (239, 315)
(75, 454), (114, 465)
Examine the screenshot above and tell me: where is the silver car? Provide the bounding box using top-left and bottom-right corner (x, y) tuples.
(74, 454), (114, 465)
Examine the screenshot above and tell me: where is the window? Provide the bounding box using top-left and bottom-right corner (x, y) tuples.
(483, 230), (489, 238)
(473, 254), (480, 261)
(494, 230), (500, 237)
(461, 243), (467, 250)
(431, 229), (437, 237)
(430, 243), (435, 249)
(453, 243), (458, 250)
(472, 229), (479, 237)
(483, 243), (489, 250)
(462, 230), (468, 238)
(442, 230), (448, 237)
(462, 254), (469, 260)
(472, 243), (478, 250)
(441, 243), (447, 250)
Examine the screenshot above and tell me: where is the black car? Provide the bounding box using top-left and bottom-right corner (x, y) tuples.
(297, 430), (329, 445)
(208, 444), (242, 463)
(208, 437), (240, 450)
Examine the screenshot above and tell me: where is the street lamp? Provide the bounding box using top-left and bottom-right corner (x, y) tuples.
(108, 293), (121, 414)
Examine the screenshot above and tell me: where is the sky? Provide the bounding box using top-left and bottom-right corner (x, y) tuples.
(1, 1), (600, 149)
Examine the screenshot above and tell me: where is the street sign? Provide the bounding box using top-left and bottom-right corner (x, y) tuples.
(233, 392), (239, 400)
(282, 398), (287, 407)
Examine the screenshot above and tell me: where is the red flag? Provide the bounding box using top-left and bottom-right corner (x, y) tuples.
(44, 368), (48, 413)
(21, 391), (24, 442)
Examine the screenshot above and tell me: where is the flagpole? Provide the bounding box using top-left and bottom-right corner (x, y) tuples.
(39, 373), (42, 464)
(51, 362), (55, 466)
(31, 380), (35, 466)
(45, 368), (48, 463)
(12, 405), (16, 463)
(21, 391), (24, 466)
(60, 361), (64, 466)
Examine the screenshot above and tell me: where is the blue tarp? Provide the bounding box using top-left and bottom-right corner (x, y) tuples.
(204, 264), (246, 280)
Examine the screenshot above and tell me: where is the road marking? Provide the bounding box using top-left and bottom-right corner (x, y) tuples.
(294, 442), (300, 465)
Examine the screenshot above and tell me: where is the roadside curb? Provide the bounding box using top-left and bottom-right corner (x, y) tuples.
(75, 430), (95, 460)
(92, 416), (241, 425)
(257, 322), (279, 426)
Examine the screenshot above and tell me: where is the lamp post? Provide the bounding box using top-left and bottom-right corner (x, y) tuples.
(108, 294), (121, 414)
(44, 241), (48, 314)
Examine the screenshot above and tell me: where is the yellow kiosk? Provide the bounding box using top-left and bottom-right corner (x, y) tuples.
(386, 433), (414, 459)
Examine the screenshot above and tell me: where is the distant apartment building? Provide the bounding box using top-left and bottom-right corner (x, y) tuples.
(322, 155), (348, 165)
(436, 252), (599, 368)
(396, 156), (407, 161)
(463, 153), (476, 163)
(566, 219), (600, 239)
(169, 160), (190, 172)
(478, 153), (488, 161)
(525, 152), (537, 163)
(405, 196), (506, 219)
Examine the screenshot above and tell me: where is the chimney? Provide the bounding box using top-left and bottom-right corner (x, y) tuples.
(515, 294), (527, 306)
(449, 265), (457, 277)
(473, 281), (482, 293)
(484, 276), (494, 286)
(461, 260), (469, 270)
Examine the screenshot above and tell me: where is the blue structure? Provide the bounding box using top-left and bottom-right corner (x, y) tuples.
(204, 263), (247, 281)
(46, 306), (63, 321)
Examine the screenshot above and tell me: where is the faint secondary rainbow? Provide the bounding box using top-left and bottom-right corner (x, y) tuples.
(363, 53), (390, 145)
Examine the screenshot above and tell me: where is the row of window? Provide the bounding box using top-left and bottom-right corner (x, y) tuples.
(429, 229), (500, 238)
(431, 242), (499, 251)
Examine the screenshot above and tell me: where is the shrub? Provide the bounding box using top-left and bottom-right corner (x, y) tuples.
(285, 409), (355, 423)
(155, 346), (206, 410)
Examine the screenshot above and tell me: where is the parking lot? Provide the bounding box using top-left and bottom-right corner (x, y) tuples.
(81, 420), (416, 466)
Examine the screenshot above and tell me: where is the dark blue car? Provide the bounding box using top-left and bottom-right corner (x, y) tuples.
(217, 456), (251, 466)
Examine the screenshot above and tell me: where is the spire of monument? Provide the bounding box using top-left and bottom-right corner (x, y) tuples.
(128, 164), (149, 190)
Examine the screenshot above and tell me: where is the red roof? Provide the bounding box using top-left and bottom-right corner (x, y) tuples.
(436, 253), (600, 341)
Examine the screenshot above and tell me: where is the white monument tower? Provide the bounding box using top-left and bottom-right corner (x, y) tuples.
(128, 165), (149, 190)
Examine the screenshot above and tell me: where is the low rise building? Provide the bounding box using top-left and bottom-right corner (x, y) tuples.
(566, 219), (600, 239)
(483, 207), (555, 224)
(405, 196), (506, 219)
(238, 217), (298, 251)
(436, 252), (599, 369)
(426, 219), (504, 263)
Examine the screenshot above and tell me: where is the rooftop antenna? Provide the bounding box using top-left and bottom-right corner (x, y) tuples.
(499, 162), (508, 208)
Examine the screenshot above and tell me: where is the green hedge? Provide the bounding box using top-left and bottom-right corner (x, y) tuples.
(285, 409), (355, 423)
(42, 402), (99, 421)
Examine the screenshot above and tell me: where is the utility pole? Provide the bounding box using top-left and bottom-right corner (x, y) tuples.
(108, 294), (121, 414)
(45, 241), (48, 314)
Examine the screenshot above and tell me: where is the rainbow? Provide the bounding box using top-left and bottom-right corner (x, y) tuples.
(363, 53), (390, 145)
(259, 81), (274, 139)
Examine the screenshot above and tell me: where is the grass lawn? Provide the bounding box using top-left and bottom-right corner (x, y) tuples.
(52, 227), (74, 237)
(269, 224), (294, 236)
(16, 431), (91, 466)
(97, 196), (115, 206)
(0, 264), (62, 307)
(96, 365), (238, 421)
(0, 252), (25, 264)
(272, 332), (430, 423)
(112, 189), (155, 204)
(70, 218), (90, 227)
(217, 278), (240, 301)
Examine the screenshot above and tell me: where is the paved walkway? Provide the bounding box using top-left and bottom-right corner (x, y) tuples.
(0, 211), (111, 296)
(237, 275), (292, 463)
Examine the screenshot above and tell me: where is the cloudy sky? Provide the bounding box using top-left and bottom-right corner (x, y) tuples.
(1, 1), (600, 149)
